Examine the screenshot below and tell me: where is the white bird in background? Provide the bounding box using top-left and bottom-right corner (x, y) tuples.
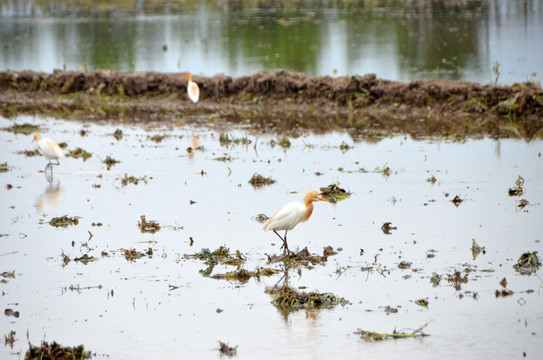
(263, 190), (329, 254)
(186, 72), (200, 103)
(32, 132), (64, 170)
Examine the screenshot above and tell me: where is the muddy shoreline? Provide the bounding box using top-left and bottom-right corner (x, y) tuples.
(1, 70), (542, 139)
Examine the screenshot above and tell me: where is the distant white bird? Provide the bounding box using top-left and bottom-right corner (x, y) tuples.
(186, 72), (200, 103)
(263, 190), (328, 254)
(33, 132), (64, 170)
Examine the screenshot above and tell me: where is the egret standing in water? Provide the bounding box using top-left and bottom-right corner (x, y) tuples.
(32, 132), (64, 171)
(263, 190), (328, 254)
(186, 72), (199, 103)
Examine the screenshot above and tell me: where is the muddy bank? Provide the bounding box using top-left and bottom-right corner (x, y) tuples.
(1, 70), (542, 139)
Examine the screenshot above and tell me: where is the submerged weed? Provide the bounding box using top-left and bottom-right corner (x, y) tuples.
(248, 173), (276, 187)
(25, 341), (91, 359)
(49, 215), (79, 228)
(103, 156), (120, 170)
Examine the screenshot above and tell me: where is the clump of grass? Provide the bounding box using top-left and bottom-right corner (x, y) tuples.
(49, 215), (79, 228)
(148, 134), (167, 143)
(213, 154), (233, 162)
(374, 163), (391, 176)
(356, 323), (430, 341)
(218, 341), (237, 356)
(138, 215), (160, 233)
(267, 247), (330, 267)
(266, 285), (348, 311)
(103, 156), (120, 170)
(67, 148), (92, 161)
(270, 134), (291, 148)
(219, 133), (252, 146)
(25, 341), (91, 359)
(210, 267), (279, 283)
(339, 141), (351, 151)
(248, 173), (276, 187)
(513, 251), (541, 275)
(319, 183), (351, 202)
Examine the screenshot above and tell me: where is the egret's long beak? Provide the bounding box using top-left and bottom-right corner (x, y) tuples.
(318, 196), (328, 202)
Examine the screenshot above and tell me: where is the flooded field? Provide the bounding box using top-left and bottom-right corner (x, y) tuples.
(1, 115), (542, 359)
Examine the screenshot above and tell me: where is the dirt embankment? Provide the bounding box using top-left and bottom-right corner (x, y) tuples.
(0, 69), (542, 139)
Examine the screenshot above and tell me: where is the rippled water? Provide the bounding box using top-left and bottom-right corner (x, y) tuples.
(1, 0), (542, 84)
(0, 115), (542, 359)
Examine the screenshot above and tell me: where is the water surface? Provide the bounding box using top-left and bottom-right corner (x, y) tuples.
(1, 0), (542, 84)
(0, 115), (542, 359)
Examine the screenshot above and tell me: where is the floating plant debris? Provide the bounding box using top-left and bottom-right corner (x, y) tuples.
(266, 285), (348, 311)
(4, 308), (19, 318)
(66, 147), (92, 161)
(251, 213), (269, 223)
(49, 215), (79, 228)
(113, 129), (123, 140)
(517, 199), (529, 209)
(471, 239), (486, 260)
(374, 163), (391, 176)
(0, 162), (11, 173)
(213, 154), (233, 162)
(319, 183), (351, 202)
(185, 246), (246, 267)
(381, 222), (397, 235)
(495, 289), (514, 297)
(74, 254), (95, 265)
(415, 298), (429, 307)
(267, 247), (329, 266)
(447, 270), (468, 290)
(148, 134), (167, 143)
(4, 330), (15, 348)
(248, 173), (276, 187)
(356, 323), (430, 341)
(451, 195), (464, 207)
(513, 251), (541, 275)
(210, 267), (279, 283)
(219, 133), (251, 146)
(138, 215), (160, 233)
(218, 341), (237, 356)
(123, 248), (145, 262)
(25, 341), (91, 360)
(117, 174), (149, 186)
(103, 156), (120, 170)
(508, 175), (525, 196)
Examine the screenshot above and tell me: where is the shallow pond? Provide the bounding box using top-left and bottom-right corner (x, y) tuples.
(1, 0), (542, 84)
(0, 115), (542, 359)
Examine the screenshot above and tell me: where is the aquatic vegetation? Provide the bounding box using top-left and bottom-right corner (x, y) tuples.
(49, 215), (79, 227)
(415, 298), (429, 307)
(218, 341), (237, 356)
(319, 183), (351, 202)
(0, 162), (11, 173)
(513, 251), (541, 275)
(373, 163), (391, 177)
(123, 248), (145, 262)
(138, 215), (160, 233)
(381, 222), (397, 235)
(148, 134), (167, 143)
(17, 149), (40, 157)
(219, 133), (252, 146)
(210, 267), (280, 283)
(471, 239), (486, 260)
(248, 173), (276, 187)
(103, 155), (120, 170)
(1, 122), (40, 135)
(4, 330), (15, 348)
(446, 270), (468, 290)
(113, 129), (123, 140)
(117, 174), (149, 186)
(25, 341), (91, 359)
(356, 323), (430, 341)
(508, 175), (525, 196)
(266, 247), (330, 267)
(213, 154), (233, 162)
(74, 254), (96, 264)
(185, 246), (246, 277)
(266, 285), (348, 311)
(66, 147), (92, 161)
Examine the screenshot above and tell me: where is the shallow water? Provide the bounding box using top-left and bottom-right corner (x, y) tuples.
(1, 0), (542, 84)
(0, 115), (542, 359)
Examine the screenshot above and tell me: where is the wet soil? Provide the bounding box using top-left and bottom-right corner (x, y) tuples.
(1, 70), (542, 139)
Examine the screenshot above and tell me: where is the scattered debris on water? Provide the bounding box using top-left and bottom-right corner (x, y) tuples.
(513, 251), (541, 275)
(103, 155), (120, 170)
(4, 330), (15, 348)
(49, 215), (79, 228)
(148, 134), (168, 143)
(381, 222), (397, 235)
(218, 341), (237, 356)
(123, 248), (145, 262)
(447, 270), (468, 290)
(117, 174), (149, 186)
(185, 246), (246, 276)
(508, 175), (525, 196)
(398, 261), (412, 269)
(219, 133), (251, 146)
(248, 173), (276, 187)
(213, 154), (233, 162)
(113, 129), (123, 140)
(471, 238), (486, 260)
(66, 147), (92, 161)
(251, 213), (269, 223)
(319, 183), (351, 202)
(373, 163), (391, 177)
(339, 141), (351, 152)
(495, 289), (514, 297)
(16, 149), (40, 157)
(415, 298), (429, 307)
(210, 267), (280, 283)
(451, 195), (464, 207)
(25, 341), (91, 360)
(0, 271), (15, 279)
(426, 175), (437, 184)
(138, 215), (160, 233)
(517, 199), (529, 210)
(356, 322), (430, 341)
(0, 162), (11, 173)
(74, 254), (95, 265)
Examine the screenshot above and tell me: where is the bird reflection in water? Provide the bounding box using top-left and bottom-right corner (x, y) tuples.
(36, 179), (63, 214)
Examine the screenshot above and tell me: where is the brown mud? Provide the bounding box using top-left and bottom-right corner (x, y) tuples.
(1, 70), (542, 139)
